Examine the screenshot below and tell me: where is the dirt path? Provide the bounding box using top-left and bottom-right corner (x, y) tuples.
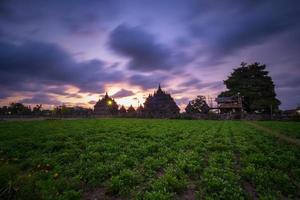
(180, 182), (197, 200)
(83, 187), (122, 200)
(245, 121), (300, 147)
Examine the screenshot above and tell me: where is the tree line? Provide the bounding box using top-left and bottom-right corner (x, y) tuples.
(0, 104), (92, 116)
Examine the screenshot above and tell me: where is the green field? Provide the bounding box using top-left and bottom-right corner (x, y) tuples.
(0, 119), (300, 200)
(256, 121), (300, 139)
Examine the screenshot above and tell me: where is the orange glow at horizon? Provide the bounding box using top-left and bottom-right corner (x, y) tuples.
(103, 83), (150, 108)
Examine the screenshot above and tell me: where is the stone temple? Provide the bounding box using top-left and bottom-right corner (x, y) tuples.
(94, 92), (118, 115)
(143, 84), (180, 117)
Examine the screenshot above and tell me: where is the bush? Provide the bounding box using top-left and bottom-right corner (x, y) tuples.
(109, 169), (142, 195)
(143, 191), (173, 200)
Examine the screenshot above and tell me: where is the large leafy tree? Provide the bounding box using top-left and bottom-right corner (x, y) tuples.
(185, 96), (210, 114)
(219, 62), (280, 113)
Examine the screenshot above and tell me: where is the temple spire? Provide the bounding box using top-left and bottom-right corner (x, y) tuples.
(157, 83), (162, 93)
(143, 82), (180, 117)
(94, 92), (118, 115)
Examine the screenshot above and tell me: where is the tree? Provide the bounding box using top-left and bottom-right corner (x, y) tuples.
(8, 102), (31, 115)
(72, 106), (92, 116)
(185, 96), (209, 114)
(33, 104), (42, 115)
(218, 62), (280, 113)
(0, 106), (9, 115)
(53, 105), (92, 116)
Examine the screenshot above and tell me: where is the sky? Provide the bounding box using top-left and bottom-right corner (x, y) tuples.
(0, 0), (299, 110)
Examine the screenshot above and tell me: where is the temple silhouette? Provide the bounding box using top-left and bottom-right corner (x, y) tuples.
(94, 92), (118, 115)
(143, 84), (180, 117)
(93, 84), (179, 117)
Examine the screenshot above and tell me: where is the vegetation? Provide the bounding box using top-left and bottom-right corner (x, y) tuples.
(0, 103), (32, 115)
(53, 105), (92, 116)
(219, 62), (281, 113)
(257, 121), (300, 139)
(185, 96), (210, 114)
(0, 103), (92, 116)
(0, 119), (300, 199)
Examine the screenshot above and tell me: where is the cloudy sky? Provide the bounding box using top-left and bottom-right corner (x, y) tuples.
(0, 0), (299, 110)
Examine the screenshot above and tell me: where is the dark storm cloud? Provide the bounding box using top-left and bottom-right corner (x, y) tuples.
(195, 81), (224, 90)
(168, 88), (189, 95)
(109, 24), (178, 71)
(183, 0), (300, 109)
(0, 0), (120, 34)
(0, 40), (124, 97)
(0, 90), (11, 99)
(188, 0), (300, 58)
(112, 89), (134, 98)
(274, 73), (300, 89)
(276, 87), (300, 108)
(0, 0), (299, 109)
(128, 73), (169, 89)
(273, 72), (300, 108)
(179, 78), (201, 87)
(20, 93), (61, 105)
(179, 78), (223, 90)
(45, 86), (69, 96)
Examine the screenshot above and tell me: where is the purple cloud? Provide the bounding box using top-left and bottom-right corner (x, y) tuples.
(20, 93), (61, 105)
(112, 89), (134, 98)
(109, 24), (179, 71)
(0, 40), (124, 98)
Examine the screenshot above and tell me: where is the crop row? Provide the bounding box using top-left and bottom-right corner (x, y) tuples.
(0, 119), (300, 199)
(256, 121), (300, 139)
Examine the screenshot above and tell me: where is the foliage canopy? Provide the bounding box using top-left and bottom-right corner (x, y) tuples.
(185, 95), (209, 114)
(219, 62), (280, 113)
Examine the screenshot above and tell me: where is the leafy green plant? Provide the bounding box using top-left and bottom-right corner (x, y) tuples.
(0, 119), (299, 199)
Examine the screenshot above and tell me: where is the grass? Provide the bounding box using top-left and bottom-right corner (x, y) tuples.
(0, 119), (300, 199)
(256, 121), (300, 139)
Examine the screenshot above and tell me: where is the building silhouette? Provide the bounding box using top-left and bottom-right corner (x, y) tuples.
(215, 94), (242, 114)
(143, 84), (180, 117)
(94, 92), (118, 115)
